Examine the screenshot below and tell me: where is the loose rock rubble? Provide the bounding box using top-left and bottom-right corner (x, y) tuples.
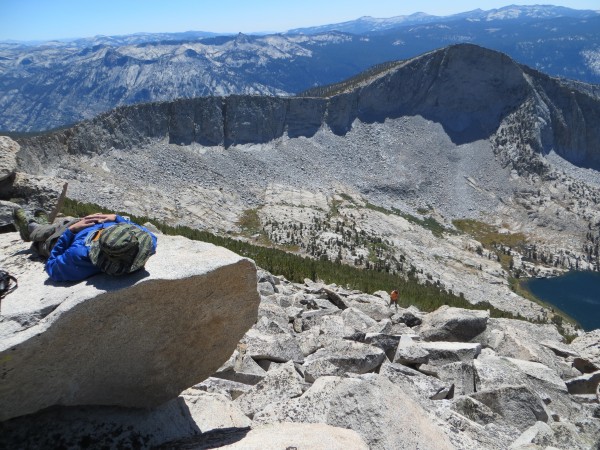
(1, 268), (600, 449)
(190, 271), (600, 449)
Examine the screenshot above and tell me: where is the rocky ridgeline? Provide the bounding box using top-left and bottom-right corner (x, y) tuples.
(11, 45), (600, 280)
(2, 249), (599, 449)
(16, 44), (600, 176)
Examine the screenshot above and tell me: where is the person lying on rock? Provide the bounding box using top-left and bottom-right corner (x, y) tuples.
(13, 208), (157, 282)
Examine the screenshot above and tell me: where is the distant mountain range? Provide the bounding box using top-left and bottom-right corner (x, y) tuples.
(1, 4), (599, 132)
(288, 5), (600, 34)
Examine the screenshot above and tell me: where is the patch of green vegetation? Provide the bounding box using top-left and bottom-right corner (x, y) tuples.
(237, 208), (262, 235)
(453, 219), (527, 249)
(453, 219), (527, 272)
(364, 202), (391, 215)
(508, 277), (539, 303)
(329, 199), (342, 217)
(62, 197), (519, 319)
(364, 202), (451, 238)
(367, 241), (391, 263)
(338, 193), (354, 203)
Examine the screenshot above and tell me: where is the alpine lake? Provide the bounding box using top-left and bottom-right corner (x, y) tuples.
(524, 271), (600, 332)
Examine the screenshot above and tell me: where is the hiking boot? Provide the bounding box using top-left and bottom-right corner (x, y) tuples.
(13, 208), (33, 242)
(33, 209), (50, 225)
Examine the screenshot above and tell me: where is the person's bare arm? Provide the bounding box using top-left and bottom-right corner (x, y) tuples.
(83, 213), (117, 223)
(68, 218), (100, 233)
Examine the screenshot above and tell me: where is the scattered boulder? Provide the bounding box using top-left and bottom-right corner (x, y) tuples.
(241, 327), (304, 364)
(474, 351), (574, 420)
(257, 281), (276, 296)
(474, 318), (565, 374)
(341, 307), (378, 332)
(321, 286), (349, 310)
(257, 269), (280, 286)
(0, 234), (260, 421)
(509, 421), (554, 449)
(470, 385), (549, 431)
(193, 377), (253, 401)
(297, 326), (323, 357)
(393, 335), (430, 365)
(344, 293), (391, 320)
(3, 173), (64, 212)
(213, 348), (267, 385)
(257, 300), (289, 322)
(565, 370), (600, 395)
(436, 361), (476, 396)
(0, 200), (19, 231)
(393, 309), (423, 327)
(572, 357), (599, 374)
(419, 305), (489, 342)
(363, 332), (401, 360)
(540, 340), (580, 358)
(548, 421), (600, 450)
(254, 375), (455, 450)
(419, 341), (482, 367)
(451, 396), (501, 426)
(316, 314), (347, 337)
(379, 361), (452, 401)
(570, 330), (600, 368)
(366, 318), (393, 334)
(301, 308), (341, 331)
(302, 340), (386, 382)
(234, 361), (304, 419)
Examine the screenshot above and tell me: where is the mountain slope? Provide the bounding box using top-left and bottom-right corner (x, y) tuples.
(9, 44), (600, 319)
(17, 44), (600, 170)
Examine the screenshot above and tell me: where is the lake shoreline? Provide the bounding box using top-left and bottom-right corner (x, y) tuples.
(516, 278), (581, 328)
(520, 270), (600, 332)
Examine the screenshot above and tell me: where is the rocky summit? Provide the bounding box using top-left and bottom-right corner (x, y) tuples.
(1, 271), (599, 449)
(2, 41), (600, 448)
(0, 232), (260, 421)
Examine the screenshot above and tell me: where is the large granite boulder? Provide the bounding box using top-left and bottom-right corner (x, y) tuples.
(344, 293), (391, 321)
(302, 339), (386, 382)
(0, 233), (260, 421)
(234, 361), (304, 419)
(419, 305), (489, 342)
(565, 370), (600, 395)
(473, 318), (565, 374)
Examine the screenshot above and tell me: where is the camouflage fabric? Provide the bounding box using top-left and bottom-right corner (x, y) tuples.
(89, 223), (154, 275)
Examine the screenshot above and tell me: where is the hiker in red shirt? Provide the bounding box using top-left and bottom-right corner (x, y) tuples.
(390, 289), (399, 309)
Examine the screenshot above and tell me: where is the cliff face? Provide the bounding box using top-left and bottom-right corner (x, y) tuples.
(15, 44), (600, 175)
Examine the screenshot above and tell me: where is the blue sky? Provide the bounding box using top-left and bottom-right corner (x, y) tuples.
(1, 0), (599, 41)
